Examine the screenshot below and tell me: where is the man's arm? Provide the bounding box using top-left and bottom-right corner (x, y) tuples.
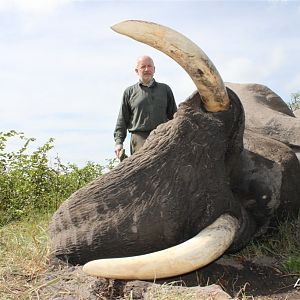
(114, 90), (131, 158)
(166, 85), (177, 120)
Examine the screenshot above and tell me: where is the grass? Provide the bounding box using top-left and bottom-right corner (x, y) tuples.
(144, 281), (235, 299)
(238, 215), (300, 274)
(0, 213), (299, 299)
(0, 214), (51, 299)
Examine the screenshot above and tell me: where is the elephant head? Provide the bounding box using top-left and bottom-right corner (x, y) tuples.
(49, 20), (300, 280)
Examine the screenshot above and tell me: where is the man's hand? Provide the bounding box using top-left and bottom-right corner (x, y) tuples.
(115, 144), (123, 159)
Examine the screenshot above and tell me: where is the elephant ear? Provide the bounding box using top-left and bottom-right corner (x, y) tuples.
(111, 20), (230, 113)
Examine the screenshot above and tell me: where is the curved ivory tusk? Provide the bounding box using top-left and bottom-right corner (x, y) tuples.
(111, 20), (230, 112)
(82, 214), (239, 280)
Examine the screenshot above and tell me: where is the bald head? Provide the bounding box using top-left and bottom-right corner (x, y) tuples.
(136, 56), (154, 68)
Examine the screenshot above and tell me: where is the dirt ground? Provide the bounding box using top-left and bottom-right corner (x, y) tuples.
(33, 255), (300, 299)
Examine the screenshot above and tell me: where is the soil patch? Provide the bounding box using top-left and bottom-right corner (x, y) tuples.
(155, 255), (300, 299)
(33, 256), (300, 299)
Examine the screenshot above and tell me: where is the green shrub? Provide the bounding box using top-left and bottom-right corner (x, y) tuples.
(0, 130), (104, 226)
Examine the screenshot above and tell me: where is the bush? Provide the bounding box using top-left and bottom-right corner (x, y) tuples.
(288, 92), (300, 111)
(0, 130), (104, 226)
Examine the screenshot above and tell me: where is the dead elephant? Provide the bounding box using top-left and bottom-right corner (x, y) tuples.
(49, 20), (300, 280)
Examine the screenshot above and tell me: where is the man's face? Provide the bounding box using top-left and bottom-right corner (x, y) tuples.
(135, 57), (155, 84)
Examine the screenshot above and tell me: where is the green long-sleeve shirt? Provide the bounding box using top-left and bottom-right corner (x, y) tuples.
(114, 79), (177, 145)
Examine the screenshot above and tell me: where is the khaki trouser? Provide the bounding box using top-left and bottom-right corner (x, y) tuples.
(130, 131), (151, 155)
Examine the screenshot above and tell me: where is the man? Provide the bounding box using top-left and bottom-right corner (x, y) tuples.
(114, 55), (177, 159)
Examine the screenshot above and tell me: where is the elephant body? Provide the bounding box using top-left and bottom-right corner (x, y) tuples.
(50, 89), (245, 264)
(49, 21), (300, 277)
(50, 84), (300, 265)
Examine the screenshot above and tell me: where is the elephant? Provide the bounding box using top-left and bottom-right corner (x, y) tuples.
(226, 82), (300, 162)
(49, 20), (300, 280)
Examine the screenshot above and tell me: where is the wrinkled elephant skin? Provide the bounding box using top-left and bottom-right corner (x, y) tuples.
(49, 20), (300, 280)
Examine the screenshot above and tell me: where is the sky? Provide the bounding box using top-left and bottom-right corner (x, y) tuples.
(1, 0), (300, 167)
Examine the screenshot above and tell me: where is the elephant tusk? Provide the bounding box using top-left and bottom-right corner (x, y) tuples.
(82, 214), (239, 280)
(111, 20), (230, 112)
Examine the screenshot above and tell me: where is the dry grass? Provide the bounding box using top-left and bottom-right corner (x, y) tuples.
(0, 214), (51, 299)
(145, 282), (200, 300)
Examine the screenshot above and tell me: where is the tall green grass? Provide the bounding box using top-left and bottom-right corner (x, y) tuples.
(0, 130), (113, 298)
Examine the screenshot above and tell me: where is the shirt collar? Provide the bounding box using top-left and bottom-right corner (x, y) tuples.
(139, 78), (155, 87)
